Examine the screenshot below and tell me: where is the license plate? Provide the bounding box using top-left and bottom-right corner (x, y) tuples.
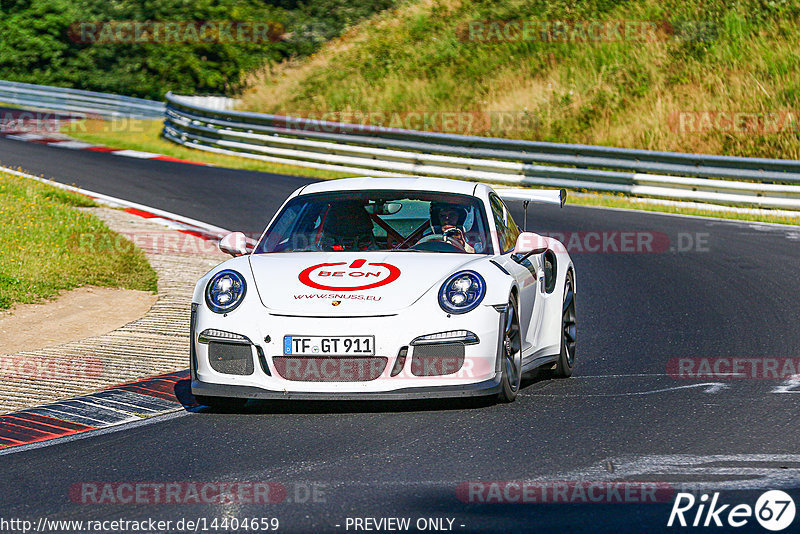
(283, 336), (375, 356)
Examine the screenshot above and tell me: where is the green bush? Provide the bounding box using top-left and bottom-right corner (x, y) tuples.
(0, 0), (396, 99)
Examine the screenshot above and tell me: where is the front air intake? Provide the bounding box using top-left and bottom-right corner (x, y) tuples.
(208, 342), (254, 375)
(410, 343), (465, 376)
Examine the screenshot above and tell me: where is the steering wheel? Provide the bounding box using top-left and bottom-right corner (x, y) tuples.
(413, 233), (466, 252)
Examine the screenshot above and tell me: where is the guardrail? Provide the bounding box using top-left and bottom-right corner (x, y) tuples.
(0, 80), (164, 119)
(163, 93), (800, 210)
(5, 80), (800, 210)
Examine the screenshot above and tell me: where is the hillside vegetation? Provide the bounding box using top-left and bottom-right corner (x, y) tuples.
(0, 0), (395, 99)
(240, 0), (800, 159)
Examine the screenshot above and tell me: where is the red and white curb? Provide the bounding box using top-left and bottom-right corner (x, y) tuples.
(0, 165), (252, 245)
(0, 129), (211, 166)
(0, 371), (194, 451)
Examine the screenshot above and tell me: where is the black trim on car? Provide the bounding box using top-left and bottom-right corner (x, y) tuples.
(191, 376), (502, 400)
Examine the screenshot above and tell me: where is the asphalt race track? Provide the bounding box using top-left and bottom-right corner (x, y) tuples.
(1, 134), (799, 533)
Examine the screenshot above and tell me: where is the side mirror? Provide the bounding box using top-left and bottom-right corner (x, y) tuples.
(513, 232), (548, 260)
(219, 232), (249, 257)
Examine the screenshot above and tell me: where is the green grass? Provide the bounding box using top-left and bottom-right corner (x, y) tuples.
(568, 191), (800, 226)
(240, 0), (800, 160)
(63, 119), (355, 181)
(0, 171), (157, 310)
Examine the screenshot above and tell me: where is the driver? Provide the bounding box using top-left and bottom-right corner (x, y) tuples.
(319, 201), (378, 251)
(429, 201), (475, 253)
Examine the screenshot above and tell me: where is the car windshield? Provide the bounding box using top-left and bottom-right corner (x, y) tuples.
(255, 190), (493, 254)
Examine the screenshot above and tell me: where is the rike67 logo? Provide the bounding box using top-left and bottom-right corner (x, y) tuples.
(668, 490), (796, 531)
(299, 259), (400, 291)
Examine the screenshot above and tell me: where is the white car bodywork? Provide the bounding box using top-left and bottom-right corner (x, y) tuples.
(190, 177), (575, 402)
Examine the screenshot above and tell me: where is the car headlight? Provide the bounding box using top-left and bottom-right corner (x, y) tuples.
(439, 271), (485, 314)
(205, 270), (247, 313)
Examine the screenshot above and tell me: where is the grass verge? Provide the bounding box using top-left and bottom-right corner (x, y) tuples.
(568, 192), (800, 226)
(0, 170), (158, 310)
(62, 119), (354, 181)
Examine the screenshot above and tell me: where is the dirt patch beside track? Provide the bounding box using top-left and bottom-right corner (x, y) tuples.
(0, 207), (226, 413)
(0, 286), (157, 355)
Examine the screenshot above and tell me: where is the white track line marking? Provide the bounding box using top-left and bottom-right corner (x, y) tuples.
(522, 382), (729, 397)
(48, 140), (96, 149)
(110, 149), (160, 158)
(5, 133), (46, 141)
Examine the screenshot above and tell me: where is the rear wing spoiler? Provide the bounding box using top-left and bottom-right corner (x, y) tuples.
(495, 188), (567, 208)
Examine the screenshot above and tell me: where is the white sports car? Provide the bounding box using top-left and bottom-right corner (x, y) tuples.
(190, 177), (576, 408)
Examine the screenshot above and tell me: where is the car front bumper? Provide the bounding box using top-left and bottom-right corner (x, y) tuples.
(191, 302), (505, 400)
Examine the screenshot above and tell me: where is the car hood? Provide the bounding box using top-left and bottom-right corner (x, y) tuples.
(248, 252), (484, 316)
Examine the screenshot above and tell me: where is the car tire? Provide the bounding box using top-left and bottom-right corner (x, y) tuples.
(497, 294), (522, 403)
(195, 394), (247, 411)
(554, 270), (576, 378)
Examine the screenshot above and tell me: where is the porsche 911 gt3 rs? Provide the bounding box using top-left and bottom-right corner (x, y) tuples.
(190, 177), (576, 408)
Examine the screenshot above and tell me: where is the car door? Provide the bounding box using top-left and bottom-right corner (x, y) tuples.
(487, 194), (541, 356)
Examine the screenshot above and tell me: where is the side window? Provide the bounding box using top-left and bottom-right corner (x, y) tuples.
(501, 198), (520, 250)
(489, 194), (520, 253)
(489, 194), (510, 253)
